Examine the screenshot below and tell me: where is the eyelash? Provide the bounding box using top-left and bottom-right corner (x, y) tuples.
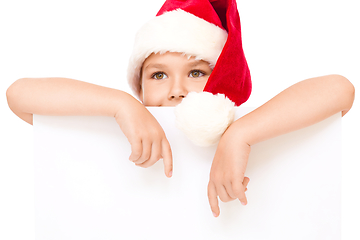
(151, 71), (167, 80)
(189, 69), (206, 78)
(150, 70), (206, 79)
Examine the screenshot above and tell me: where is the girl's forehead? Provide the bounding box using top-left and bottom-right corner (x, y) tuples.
(146, 52), (193, 61)
(143, 52), (211, 68)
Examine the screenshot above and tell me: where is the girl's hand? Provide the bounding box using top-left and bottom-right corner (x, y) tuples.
(207, 74), (355, 217)
(6, 77), (173, 177)
(207, 124), (250, 217)
(115, 96), (173, 178)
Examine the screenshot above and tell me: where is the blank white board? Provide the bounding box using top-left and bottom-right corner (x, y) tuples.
(33, 107), (341, 240)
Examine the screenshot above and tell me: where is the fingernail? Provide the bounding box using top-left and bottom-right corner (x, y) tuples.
(213, 212), (217, 217)
(241, 201), (246, 206)
(168, 171), (172, 178)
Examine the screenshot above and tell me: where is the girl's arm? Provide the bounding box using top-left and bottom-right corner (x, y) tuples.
(7, 77), (133, 124)
(6, 77), (173, 177)
(233, 74), (354, 145)
(208, 74), (355, 217)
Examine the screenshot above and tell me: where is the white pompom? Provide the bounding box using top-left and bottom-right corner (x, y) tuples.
(175, 92), (235, 147)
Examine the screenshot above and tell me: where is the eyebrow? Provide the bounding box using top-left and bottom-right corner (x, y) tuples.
(144, 63), (167, 70)
(144, 60), (209, 71)
(187, 60), (209, 68)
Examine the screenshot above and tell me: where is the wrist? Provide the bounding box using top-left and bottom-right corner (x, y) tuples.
(226, 117), (255, 146)
(114, 92), (144, 120)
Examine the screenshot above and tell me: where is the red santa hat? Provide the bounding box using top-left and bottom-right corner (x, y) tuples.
(127, 0), (251, 107)
(127, 0), (251, 146)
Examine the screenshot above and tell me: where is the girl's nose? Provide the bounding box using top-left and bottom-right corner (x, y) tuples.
(168, 78), (188, 100)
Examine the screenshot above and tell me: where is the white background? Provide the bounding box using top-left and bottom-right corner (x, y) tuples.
(0, 0), (359, 239)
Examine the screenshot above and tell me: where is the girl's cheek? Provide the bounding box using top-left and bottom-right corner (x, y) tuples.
(143, 90), (164, 106)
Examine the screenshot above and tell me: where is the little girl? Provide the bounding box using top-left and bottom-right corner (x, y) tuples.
(6, 0), (354, 218)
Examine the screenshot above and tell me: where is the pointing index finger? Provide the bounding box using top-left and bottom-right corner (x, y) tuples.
(161, 139), (173, 178)
(208, 181), (220, 217)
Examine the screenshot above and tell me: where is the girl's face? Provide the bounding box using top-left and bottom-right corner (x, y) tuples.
(140, 52), (212, 106)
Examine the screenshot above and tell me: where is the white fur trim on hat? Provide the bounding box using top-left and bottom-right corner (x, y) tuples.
(175, 92), (235, 147)
(127, 9), (228, 98)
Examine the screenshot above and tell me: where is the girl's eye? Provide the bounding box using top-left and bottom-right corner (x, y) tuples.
(189, 70), (205, 78)
(152, 72), (168, 80)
